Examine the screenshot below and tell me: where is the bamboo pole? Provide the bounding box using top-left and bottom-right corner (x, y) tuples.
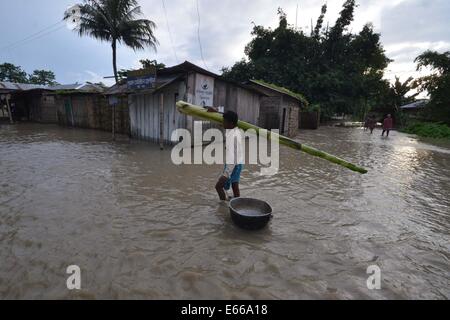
(176, 101), (368, 174)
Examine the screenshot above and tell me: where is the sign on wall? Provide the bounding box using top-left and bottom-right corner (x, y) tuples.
(127, 67), (157, 90)
(194, 74), (214, 107)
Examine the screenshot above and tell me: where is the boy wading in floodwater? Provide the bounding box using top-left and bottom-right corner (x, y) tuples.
(207, 109), (244, 201)
(382, 114), (393, 137)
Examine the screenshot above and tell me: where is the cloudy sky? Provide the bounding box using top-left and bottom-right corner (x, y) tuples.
(0, 0), (449, 87)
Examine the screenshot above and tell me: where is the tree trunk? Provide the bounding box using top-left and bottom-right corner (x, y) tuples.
(112, 104), (116, 141)
(112, 39), (117, 141)
(112, 39), (118, 84)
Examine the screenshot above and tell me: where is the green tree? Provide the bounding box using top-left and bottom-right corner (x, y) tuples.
(139, 59), (165, 70)
(28, 70), (58, 86)
(116, 59), (165, 81)
(222, 2), (390, 120)
(414, 50), (450, 124)
(338, 23), (391, 117)
(0, 63), (28, 83)
(325, 0), (356, 64)
(64, 0), (158, 83)
(391, 76), (417, 109)
(312, 4), (327, 39)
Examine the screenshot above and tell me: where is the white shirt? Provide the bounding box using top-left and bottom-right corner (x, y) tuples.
(224, 127), (244, 177)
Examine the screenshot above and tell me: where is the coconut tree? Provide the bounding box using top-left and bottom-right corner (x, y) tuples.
(64, 0), (158, 83)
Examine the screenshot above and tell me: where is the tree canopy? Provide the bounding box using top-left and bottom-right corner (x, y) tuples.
(222, 1), (392, 120)
(65, 0), (158, 83)
(0, 63), (28, 83)
(28, 70), (58, 86)
(0, 63), (58, 85)
(414, 50), (450, 124)
(139, 59), (165, 70)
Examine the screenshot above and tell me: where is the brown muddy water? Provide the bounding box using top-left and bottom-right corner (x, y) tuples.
(0, 123), (449, 299)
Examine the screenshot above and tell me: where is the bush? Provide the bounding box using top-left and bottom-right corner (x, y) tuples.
(402, 121), (450, 139)
(305, 104), (321, 113)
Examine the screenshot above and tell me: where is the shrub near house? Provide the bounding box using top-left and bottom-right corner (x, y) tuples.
(402, 121), (450, 139)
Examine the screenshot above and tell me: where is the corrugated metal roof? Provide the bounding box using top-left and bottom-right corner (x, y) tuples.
(78, 83), (106, 93)
(49, 84), (81, 91)
(159, 60), (219, 78)
(0, 81), (48, 91)
(106, 74), (184, 95)
(153, 74), (184, 92)
(105, 82), (128, 95)
(248, 79), (309, 105)
(400, 100), (428, 109)
(49, 83), (106, 93)
(0, 81), (106, 94)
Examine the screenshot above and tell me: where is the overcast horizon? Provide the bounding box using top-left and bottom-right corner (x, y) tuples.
(0, 0), (449, 88)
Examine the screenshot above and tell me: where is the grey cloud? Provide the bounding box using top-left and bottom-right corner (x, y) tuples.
(380, 0), (450, 44)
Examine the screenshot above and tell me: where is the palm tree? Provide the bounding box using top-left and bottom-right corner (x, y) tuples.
(64, 0), (158, 83)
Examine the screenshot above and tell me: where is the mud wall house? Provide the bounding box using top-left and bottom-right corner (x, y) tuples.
(0, 82), (17, 120)
(0, 81), (54, 122)
(26, 90), (59, 123)
(246, 80), (308, 137)
(127, 61), (264, 145)
(105, 82), (131, 135)
(53, 83), (130, 135)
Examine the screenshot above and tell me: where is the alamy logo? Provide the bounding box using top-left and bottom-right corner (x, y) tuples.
(65, 5), (81, 30)
(366, 265), (381, 290)
(171, 121), (280, 176)
(66, 265), (81, 290)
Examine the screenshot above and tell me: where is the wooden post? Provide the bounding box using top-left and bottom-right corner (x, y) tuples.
(159, 93), (164, 150)
(69, 96), (75, 127)
(6, 95), (13, 124)
(112, 103), (116, 141)
(108, 95), (119, 141)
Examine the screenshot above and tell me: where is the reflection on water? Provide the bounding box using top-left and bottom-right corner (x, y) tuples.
(0, 123), (449, 299)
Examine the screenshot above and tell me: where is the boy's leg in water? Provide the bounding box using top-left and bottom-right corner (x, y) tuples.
(215, 176), (228, 201)
(387, 130), (390, 137)
(232, 182), (240, 198)
(382, 130), (385, 136)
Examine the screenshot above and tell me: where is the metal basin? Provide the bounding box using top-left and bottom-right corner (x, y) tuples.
(229, 198), (273, 230)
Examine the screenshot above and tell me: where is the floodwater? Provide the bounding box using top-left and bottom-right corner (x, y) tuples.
(0, 123), (449, 299)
